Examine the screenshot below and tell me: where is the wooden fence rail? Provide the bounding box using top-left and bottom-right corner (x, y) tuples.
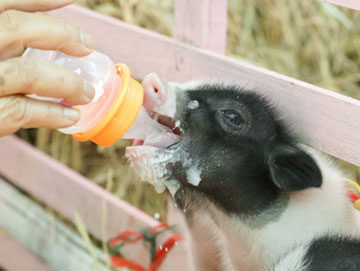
(0, 234), (50, 271)
(51, 4), (360, 167)
(0, 136), (188, 270)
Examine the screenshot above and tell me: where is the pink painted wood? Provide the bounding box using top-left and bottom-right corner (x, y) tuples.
(0, 135), (189, 270)
(50, 5), (360, 166)
(0, 235), (50, 271)
(0, 135), (154, 264)
(322, 0), (360, 10)
(170, 2), (228, 267)
(174, 0), (228, 54)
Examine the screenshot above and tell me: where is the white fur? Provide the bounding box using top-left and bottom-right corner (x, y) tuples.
(186, 147), (360, 270)
(273, 245), (310, 271)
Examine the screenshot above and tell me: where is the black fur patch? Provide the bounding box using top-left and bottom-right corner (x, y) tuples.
(305, 236), (360, 271)
(170, 83), (322, 222)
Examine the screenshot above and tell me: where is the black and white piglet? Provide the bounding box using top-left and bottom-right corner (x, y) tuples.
(126, 73), (360, 271)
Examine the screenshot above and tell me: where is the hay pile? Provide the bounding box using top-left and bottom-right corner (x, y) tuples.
(19, 0), (360, 217)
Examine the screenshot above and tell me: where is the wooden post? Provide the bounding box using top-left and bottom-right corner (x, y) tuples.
(174, 0), (228, 54)
(170, 2), (229, 268)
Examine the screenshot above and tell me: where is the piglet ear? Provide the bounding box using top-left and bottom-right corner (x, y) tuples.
(267, 144), (322, 192)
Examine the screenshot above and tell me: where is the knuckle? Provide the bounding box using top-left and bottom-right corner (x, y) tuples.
(7, 96), (27, 124)
(73, 74), (84, 95)
(58, 70), (83, 101)
(47, 103), (56, 121)
(58, 22), (79, 50)
(45, 104), (64, 128)
(7, 57), (37, 92)
(64, 70), (83, 99)
(0, 10), (22, 33)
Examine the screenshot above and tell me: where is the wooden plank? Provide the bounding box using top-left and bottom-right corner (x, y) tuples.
(0, 135), (155, 264)
(174, 0), (228, 54)
(0, 178), (115, 271)
(0, 234), (50, 271)
(322, 0), (360, 10)
(0, 136), (190, 270)
(50, 5), (360, 166)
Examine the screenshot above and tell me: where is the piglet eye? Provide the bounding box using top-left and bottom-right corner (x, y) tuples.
(215, 107), (249, 135)
(221, 110), (244, 126)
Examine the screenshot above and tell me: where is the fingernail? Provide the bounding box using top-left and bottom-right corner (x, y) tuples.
(84, 82), (95, 101)
(80, 30), (95, 50)
(64, 108), (80, 122)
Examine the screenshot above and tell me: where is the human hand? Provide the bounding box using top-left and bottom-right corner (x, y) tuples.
(0, 0), (95, 136)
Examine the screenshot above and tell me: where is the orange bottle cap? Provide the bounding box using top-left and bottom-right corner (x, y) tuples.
(73, 64), (144, 147)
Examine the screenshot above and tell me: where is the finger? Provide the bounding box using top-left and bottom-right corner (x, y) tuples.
(0, 57), (95, 105)
(0, 39), (25, 60)
(0, 0), (73, 13)
(0, 10), (95, 59)
(0, 96), (80, 136)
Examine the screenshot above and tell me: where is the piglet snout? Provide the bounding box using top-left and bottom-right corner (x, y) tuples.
(141, 73), (176, 117)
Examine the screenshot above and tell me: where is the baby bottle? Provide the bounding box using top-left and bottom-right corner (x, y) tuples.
(23, 48), (167, 146)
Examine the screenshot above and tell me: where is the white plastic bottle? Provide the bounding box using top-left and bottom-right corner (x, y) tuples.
(24, 49), (167, 146)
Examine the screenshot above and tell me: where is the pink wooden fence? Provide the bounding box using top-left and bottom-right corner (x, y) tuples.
(0, 235), (50, 271)
(49, 4), (360, 167)
(323, 0), (360, 10)
(0, 1), (359, 270)
(174, 0), (227, 54)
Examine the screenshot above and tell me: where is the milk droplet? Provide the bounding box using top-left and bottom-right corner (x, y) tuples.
(154, 213), (160, 220)
(186, 165), (202, 186)
(187, 100), (199, 110)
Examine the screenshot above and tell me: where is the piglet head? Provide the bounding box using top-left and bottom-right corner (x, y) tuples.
(126, 75), (323, 219)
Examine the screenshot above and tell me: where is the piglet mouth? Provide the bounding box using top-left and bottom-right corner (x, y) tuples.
(149, 111), (182, 136)
(129, 112), (182, 149)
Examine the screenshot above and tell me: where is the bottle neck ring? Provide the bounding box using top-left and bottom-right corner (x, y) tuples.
(73, 64), (144, 146)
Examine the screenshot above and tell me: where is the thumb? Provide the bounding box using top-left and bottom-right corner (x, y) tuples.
(0, 96), (80, 136)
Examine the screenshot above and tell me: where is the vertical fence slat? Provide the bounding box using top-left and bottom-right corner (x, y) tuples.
(174, 0), (228, 54)
(169, 2), (229, 268)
